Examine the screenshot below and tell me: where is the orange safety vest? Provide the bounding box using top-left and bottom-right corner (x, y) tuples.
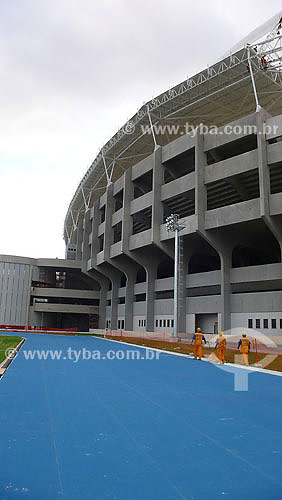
(217, 337), (226, 349)
(194, 332), (204, 345)
(240, 337), (250, 354)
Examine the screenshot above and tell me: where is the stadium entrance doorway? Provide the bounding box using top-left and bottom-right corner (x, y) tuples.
(195, 313), (218, 334)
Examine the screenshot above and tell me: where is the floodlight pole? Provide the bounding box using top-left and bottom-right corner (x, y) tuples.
(165, 214), (184, 338)
(174, 227), (179, 338)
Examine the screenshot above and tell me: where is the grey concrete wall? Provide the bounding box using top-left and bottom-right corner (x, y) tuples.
(0, 261), (31, 325)
(71, 110), (282, 337)
(32, 303), (98, 314)
(31, 288), (99, 299)
(0, 255), (100, 329)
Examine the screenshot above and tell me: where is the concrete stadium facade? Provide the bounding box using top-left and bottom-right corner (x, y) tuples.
(63, 19), (282, 337)
(66, 109), (282, 336)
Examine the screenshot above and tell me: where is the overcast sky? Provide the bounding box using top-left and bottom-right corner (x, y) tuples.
(0, 0), (280, 258)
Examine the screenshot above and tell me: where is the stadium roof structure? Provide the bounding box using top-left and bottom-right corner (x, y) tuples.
(64, 10), (282, 243)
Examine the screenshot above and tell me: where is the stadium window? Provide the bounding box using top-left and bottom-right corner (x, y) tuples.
(248, 319), (253, 329)
(121, 320), (124, 329)
(280, 319), (282, 329)
(138, 320), (141, 327)
(160, 319), (162, 328)
(263, 319), (268, 329)
(118, 320), (120, 329)
(272, 319), (277, 329)
(171, 319), (174, 328)
(256, 319), (260, 329)
(156, 319), (158, 327)
(144, 319), (146, 327)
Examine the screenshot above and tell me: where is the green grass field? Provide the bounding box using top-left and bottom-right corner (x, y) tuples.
(0, 335), (23, 364)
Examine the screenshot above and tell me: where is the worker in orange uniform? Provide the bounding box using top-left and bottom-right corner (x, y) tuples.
(192, 327), (207, 360)
(237, 332), (251, 366)
(215, 331), (226, 365)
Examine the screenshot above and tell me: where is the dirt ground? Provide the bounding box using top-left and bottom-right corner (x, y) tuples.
(105, 335), (282, 372)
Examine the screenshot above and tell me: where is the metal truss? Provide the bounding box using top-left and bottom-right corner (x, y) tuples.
(64, 20), (282, 242)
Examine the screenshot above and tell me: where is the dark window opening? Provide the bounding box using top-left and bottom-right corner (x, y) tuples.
(206, 134), (257, 165)
(136, 267), (146, 283)
(256, 318), (260, 329)
(107, 300), (111, 306)
(248, 319), (253, 329)
(135, 293), (146, 302)
(99, 235), (104, 252)
(118, 319), (125, 329)
(269, 163), (282, 195)
(132, 207), (152, 234)
(186, 285), (221, 297)
(120, 274), (127, 288)
(33, 297), (99, 306)
(157, 259), (174, 279)
(163, 148), (195, 184)
(100, 205), (105, 223)
(114, 190), (123, 212)
(263, 319), (268, 329)
(232, 245), (279, 268)
(268, 135), (282, 145)
(155, 290), (174, 299)
(272, 318), (277, 329)
(189, 254), (220, 274)
(163, 192), (195, 220)
(207, 170), (259, 211)
(113, 221), (122, 243)
(133, 170), (153, 199)
(118, 297), (125, 304)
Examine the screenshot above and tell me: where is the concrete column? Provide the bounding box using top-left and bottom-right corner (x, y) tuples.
(219, 247), (232, 331)
(122, 168), (133, 253)
(257, 109), (271, 218)
(110, 278), (119, 329)
(98, 282), (108, 329)
(145, 263), (157, 332)
(124, 272), (135, 331)
(195, 126), (231, 331)
(195, 128), (207, 232)
(152, 146), (164, 244)
(82, 198), (118, 330)
(256, 109), (282, 257)
(122, 153), (170, 332)
(82, 210), (91, 264)
(82, 268), (110, 329)
(76, 220), (84, 260)
(179, 248), (192, 334)
(104, 183), (114, 260)
(91, 200), (100, 265)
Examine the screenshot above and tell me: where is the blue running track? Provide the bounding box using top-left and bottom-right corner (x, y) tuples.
(1, 332), (282, 500)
